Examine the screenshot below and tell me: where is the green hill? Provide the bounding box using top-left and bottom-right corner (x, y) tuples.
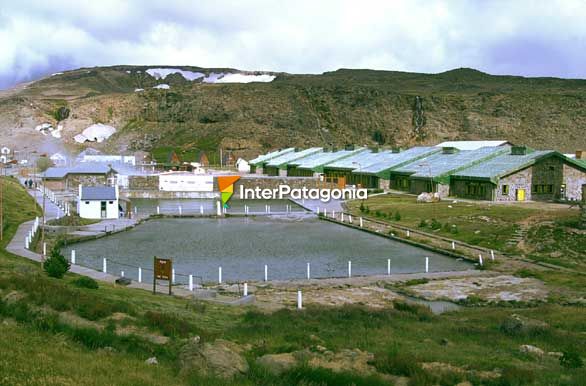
(1, 66), (585, 159)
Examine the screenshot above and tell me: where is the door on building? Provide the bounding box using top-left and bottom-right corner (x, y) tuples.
(100, 201), (107, 218)
(516, 189), (526, 201)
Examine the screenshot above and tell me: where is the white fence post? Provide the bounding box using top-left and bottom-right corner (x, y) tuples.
(425, 257), (429, 273)
(316, 207), (320, 215)
(340, 213), (344, 222)
(43, 242), (46, 256)
(479, 254), (484, 266)
(406, 230), (410, 237)
(297, 290), (303, 309)
(359, 217), (363, 227)
(264, 264), (268, 282)
(103, 258), (107, 273)
(387, 258), (391, 276)
(121, 271), (125, 278)
(156, 206), (160, 215)
(451, 241), (455, 250)
(348, 261), (352, 278)
(243, 282), (248, 297)
(349, 214), (353, 223)
(200, 205), (204, 215)
(490, 250), (495, 261)
(172, 268), (176, 284)
(138, 267), (142, 283)
(307, 262), (311, 279)
(218, 266), (222, 284)
(216, 201), (222, 216)
(189, 274), (193, 291)
(71, 250), (76, 264)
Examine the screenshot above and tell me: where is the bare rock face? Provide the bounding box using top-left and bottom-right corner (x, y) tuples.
(417, 192), (440, 203)
(256, 353), (298, 375)
(501, 314), (550, 336)
(519, 344), (545, 357)
(179, 339), (249, 379)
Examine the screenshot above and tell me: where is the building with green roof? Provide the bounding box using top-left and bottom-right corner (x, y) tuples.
(263, 147), (323, 176)
(351, 146), (442, 189)
(248, 148), (295, 174)
(451, 147), (586, 201)
(287, 147), (367, 177)
(389, 146), (509, 197)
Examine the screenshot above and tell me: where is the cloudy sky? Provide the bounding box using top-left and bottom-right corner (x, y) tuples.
(1, 0), (585, 89)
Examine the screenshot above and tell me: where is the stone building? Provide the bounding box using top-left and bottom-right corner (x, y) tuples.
(388, 146), (509, 197)
(42, 164), (118, 191)
(451, 147), (586, 201)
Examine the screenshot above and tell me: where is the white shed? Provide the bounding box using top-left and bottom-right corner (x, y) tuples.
(50, 152), (67, 167)
(78, 185), (119, 219)
(236, 158), (251, 173)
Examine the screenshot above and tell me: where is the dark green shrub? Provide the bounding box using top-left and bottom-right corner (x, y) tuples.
(73, 276), (99, 289)
(560, 350), (583, 369)
(359, 201), (365, 212)
(372, 346), (420, 377)
(394, 211), (401, 221)
(43, 247), (70, 278)
(375, 210), (382, 217)
(418, 219), (427, 228)
(430, 218), (442, 230)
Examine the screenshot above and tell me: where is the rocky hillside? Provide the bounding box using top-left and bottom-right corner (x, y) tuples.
(1, 65), (586, 160)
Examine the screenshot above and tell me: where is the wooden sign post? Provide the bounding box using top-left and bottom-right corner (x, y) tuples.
(153, 257), (173, 295)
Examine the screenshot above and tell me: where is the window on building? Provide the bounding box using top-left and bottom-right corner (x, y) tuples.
(546, 185), (553, 194)
(502, 185), (509, 195)
(85, 201), (90, 204)
(109, 201), (114, 204)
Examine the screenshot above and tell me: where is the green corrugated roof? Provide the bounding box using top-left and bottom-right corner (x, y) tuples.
(265, 147), (323, 168)
(249, 148), (295, 166)
(290, 148), (367, 171)
(453, 150), (586, 183)
(355, 147), (441, 175)
(392, 146), (509, 184)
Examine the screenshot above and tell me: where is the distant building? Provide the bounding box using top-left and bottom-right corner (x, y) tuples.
(451, 147), (586, 201)
(159, 171), (214, 192)
(434, 140), (512, 150)
(80, 154), (136, 166)
(249, 148), (295, 174)
(43, 164), (118, 191)
(78, 185), (119, 219)
(50, 152), (67, 167)
(236, 158), (251, 173)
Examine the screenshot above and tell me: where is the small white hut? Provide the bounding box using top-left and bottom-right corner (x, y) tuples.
(78, 185), (119, 219)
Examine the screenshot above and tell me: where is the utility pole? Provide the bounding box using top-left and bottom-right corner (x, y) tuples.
(41, 175), (46, 260)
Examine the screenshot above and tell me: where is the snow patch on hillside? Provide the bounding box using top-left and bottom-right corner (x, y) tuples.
(35, 123), (63, 138)
(74, 124), (116, 143)
(214, 73), (276, 83)
(153, 84), (170, 89)
(146, 68), (204, 81)
(145, 68), (275, 83)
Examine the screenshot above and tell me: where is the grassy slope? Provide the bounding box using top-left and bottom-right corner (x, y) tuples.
(347, 194), (583, 263)
(1, 177), (585, 385)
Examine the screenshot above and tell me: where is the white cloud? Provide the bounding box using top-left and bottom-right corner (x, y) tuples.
(1, 0), (586, 89)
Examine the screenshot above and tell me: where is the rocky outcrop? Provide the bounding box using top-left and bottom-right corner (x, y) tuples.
(179, 339), (249, 379)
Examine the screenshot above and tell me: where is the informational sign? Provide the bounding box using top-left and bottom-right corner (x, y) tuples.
(153, 257), (172, 295)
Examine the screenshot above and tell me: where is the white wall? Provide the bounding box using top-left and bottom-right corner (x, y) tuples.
(78, 199), (119, 219)
(159, 173), (214, 192)
(82, 155), (136, 166)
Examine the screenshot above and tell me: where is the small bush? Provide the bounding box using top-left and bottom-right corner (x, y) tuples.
(43, 247), (70, 279)
(450, 224), (459, 234)
(560, 350), (584, 369)
(418, 219), (427, 228)
(73, 276), (99, 289)
(144, 311), (198, 337)
(375, 210), (382, 217)
(372, 346), (420, 377)
(359, 201), (365, 212)
(394, 211), (401, 221)
(430, 218), (442, 230)
(404, 278), (429, 286)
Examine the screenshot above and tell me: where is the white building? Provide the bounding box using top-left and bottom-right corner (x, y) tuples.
(50, 152), (67, 167)
(78, 185), (119, 219)
(159, 172), (214, 192)
(81, 154), (136, 166)
(236, 158), (251, 173)
(434, 140), (512, 151)
(0, 147), (10, 164)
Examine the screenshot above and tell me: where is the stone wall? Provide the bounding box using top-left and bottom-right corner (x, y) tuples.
(450, 180), (494, 200)
(495, 167), (532, 201)
(379, 179), (390, 190)
(128, 175), (159, 190)
(563, 163), (586, 201)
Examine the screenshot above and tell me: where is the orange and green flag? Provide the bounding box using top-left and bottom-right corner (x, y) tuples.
(218, 176), (240, 208)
